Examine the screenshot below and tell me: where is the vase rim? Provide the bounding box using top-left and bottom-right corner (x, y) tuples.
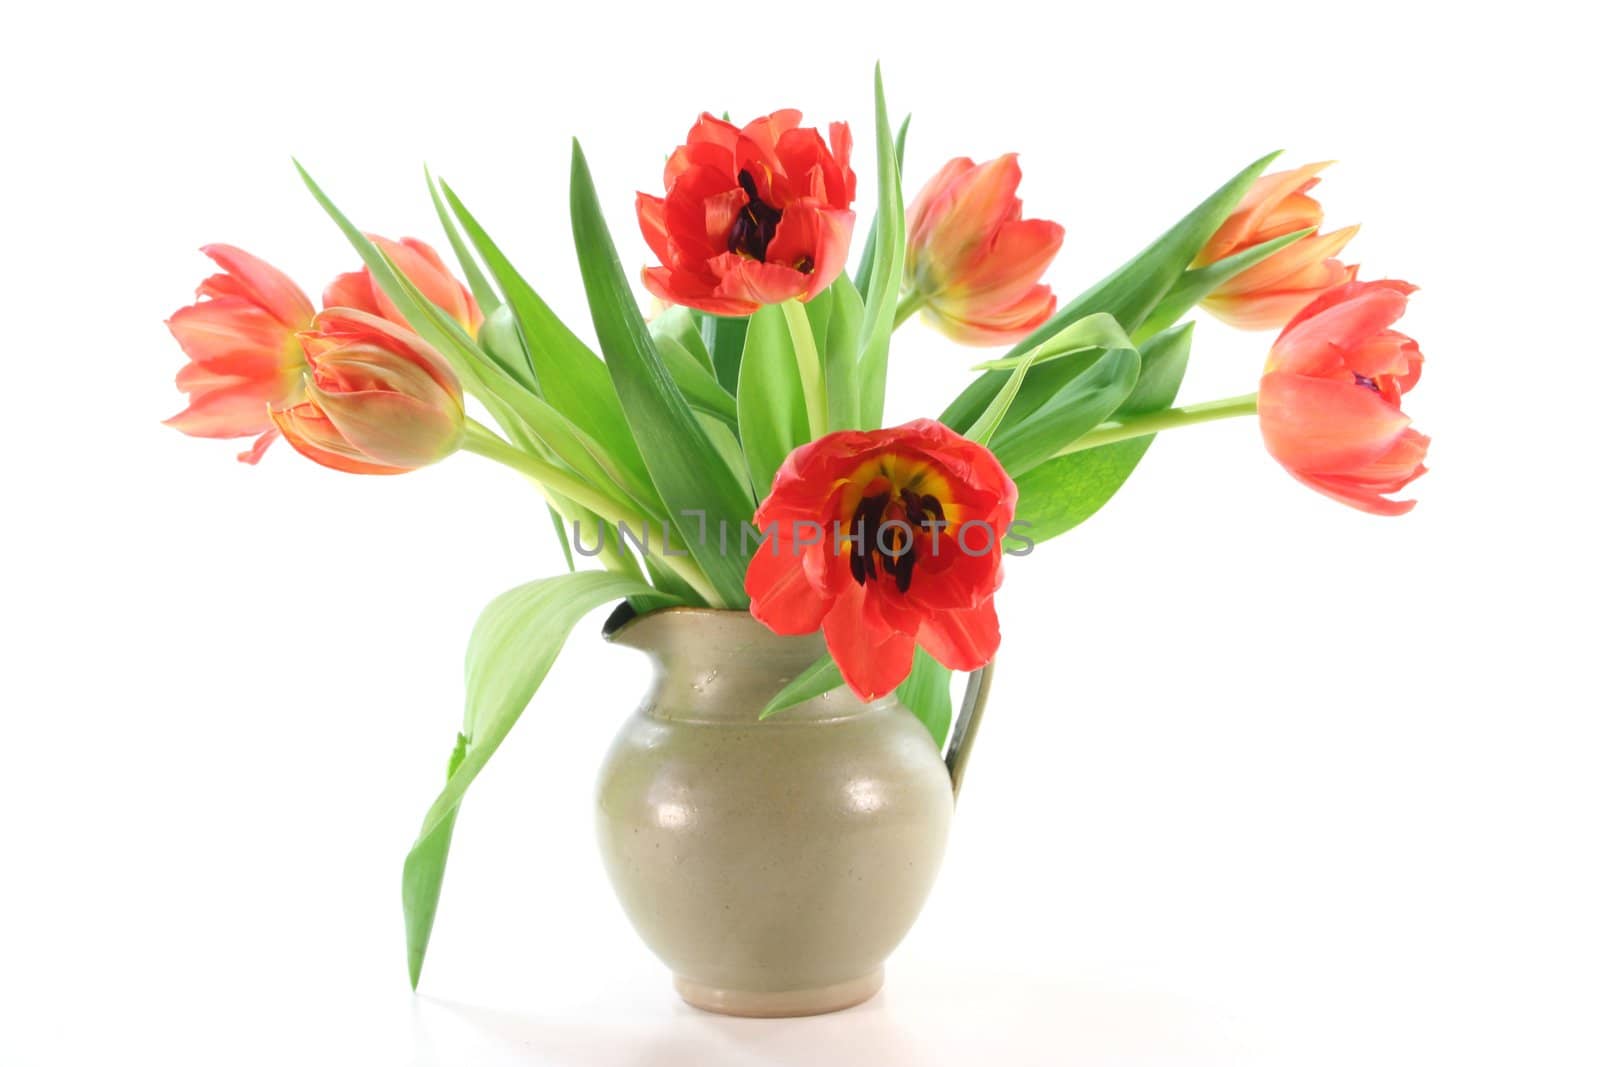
(601, 602), (754, 643)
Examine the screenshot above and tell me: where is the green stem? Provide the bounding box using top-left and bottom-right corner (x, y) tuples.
(461, 420), (726, 607)
(893, 291), (927, 330)
(780, 300), (828, 438)
(1056, 393), (1259, 457)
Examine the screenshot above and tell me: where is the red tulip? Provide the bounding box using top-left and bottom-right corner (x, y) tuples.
(745, 419), (1017, 700)
(1258, 280), (1428, 515)
(903, 154), (1064, 345)
(638, 110), (856, 316)
(164, 245), (315, 463)
(270, 309), (464, 476)
(323, 235), (482, 335)
(1194, 162), (1359, 330)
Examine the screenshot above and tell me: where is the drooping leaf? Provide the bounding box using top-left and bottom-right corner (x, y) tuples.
(989, 345), (1141, 476)
(1012, 323), (1195, 542)
(940, 151), (1280, 435)
(737, 303), (809, 499)
(897, 648), (954, 748)
(402, 731), (467, 990)
(964, 313), (1135, 447)
(403, 572), (653, 988)
(759, 652), (846, 719)
(569, 141), (756, 608)
(856, 66), (907, 430)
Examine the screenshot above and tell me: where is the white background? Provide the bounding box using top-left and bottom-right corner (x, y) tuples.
(3, 1), (1595, 1064)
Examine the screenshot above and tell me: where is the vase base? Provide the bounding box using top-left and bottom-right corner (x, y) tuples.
(673, 968), (884, 1018)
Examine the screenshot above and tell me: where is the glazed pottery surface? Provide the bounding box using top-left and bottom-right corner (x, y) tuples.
(595, 608), (962, 1017)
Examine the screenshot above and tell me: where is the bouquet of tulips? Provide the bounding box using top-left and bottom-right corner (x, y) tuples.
(164, 69), (1428, 983)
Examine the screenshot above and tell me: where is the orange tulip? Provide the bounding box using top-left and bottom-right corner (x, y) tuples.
(1258, 279), (1428, 515)
(164, 245), (314, 463)
(323, 235), (482, 335)
(270, 309), (464, 475)
(903, 155), (1064, 345)
(1194, 162), (1359, 330)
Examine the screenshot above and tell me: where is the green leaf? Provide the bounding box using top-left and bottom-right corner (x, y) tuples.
(478, 304), (540, 395)
(702, 313), (749, 393)
(759, 652), (846, 719)
(403, 571), (653, 988)
(650, 306), (715, 373)
(989, 345), (1141, 475)
(964, 313), (1136, 447)
(402, 731), (467, 990)
(897, 648), (954, 748)
(940, 151), (1280, 435)
(856, 66), (907, 429)
(1011, 323), (1194, 542)
(852, 113), (910, 299)
(425, 166), (502, 316)
(823, 275), (865, 430)
(438, 180), (655, 497)
(1135, 227), (1312, 341)
(656, 334), (738, 425)
(569, 141), (757, 608)
(737, 303), (809, 499)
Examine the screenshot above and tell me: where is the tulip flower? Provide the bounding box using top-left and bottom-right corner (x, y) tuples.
(270, 308), (465, 475)
(901, 154), (1064, 345)
(1194, 162), (1359, 330)
(324, 235), (482, 335)
(1257, 279), (1428, 515)
(745, 419), (1017, 700)
(164, 245), (315, 463)
(638, 110), (856, 316)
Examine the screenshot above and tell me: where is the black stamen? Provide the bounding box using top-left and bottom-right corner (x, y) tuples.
(847, 489), (943, 594)
(1353, 373), (1381, 393)
(728, 170), (783, 263)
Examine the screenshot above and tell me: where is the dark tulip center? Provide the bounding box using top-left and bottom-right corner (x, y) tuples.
(848, 487), (946, 594)
(728, 170), (784, 264)
(1353, 373), (1381, 392)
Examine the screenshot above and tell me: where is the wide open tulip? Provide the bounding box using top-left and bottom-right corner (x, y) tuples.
(638, 110), (856, 316)
(270, 309), (464, 476)
(1195, 162), (1359, 330)
(323, 235), (482, 335)
(745, 419), (1017, 700)
(903, 154), (1064, 345)
(164, 245), (314, 463)
(1257, 279), (1428, 515)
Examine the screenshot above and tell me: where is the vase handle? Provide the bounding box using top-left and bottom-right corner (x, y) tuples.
(944, 659), (994, 805)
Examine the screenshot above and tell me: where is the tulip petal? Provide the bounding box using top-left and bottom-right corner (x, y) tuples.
(1259, 372), (1411, 474)
(200, 244), (315, 328)
(708, 253), (810, 307)
(916, 598), (1001, 673)
(746, 539), (831, 635)
(322, 269), (380, 316)
(822, 587), (917, 701)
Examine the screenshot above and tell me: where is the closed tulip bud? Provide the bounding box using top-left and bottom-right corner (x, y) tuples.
(164, 245), (314, 463)
(270, 309), (465, 475)
(323, 235), (482, 335)
(1258, 279), (1428, 515)
(1195, 162), (1358, 330)
(903, 154), (1064, 345)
